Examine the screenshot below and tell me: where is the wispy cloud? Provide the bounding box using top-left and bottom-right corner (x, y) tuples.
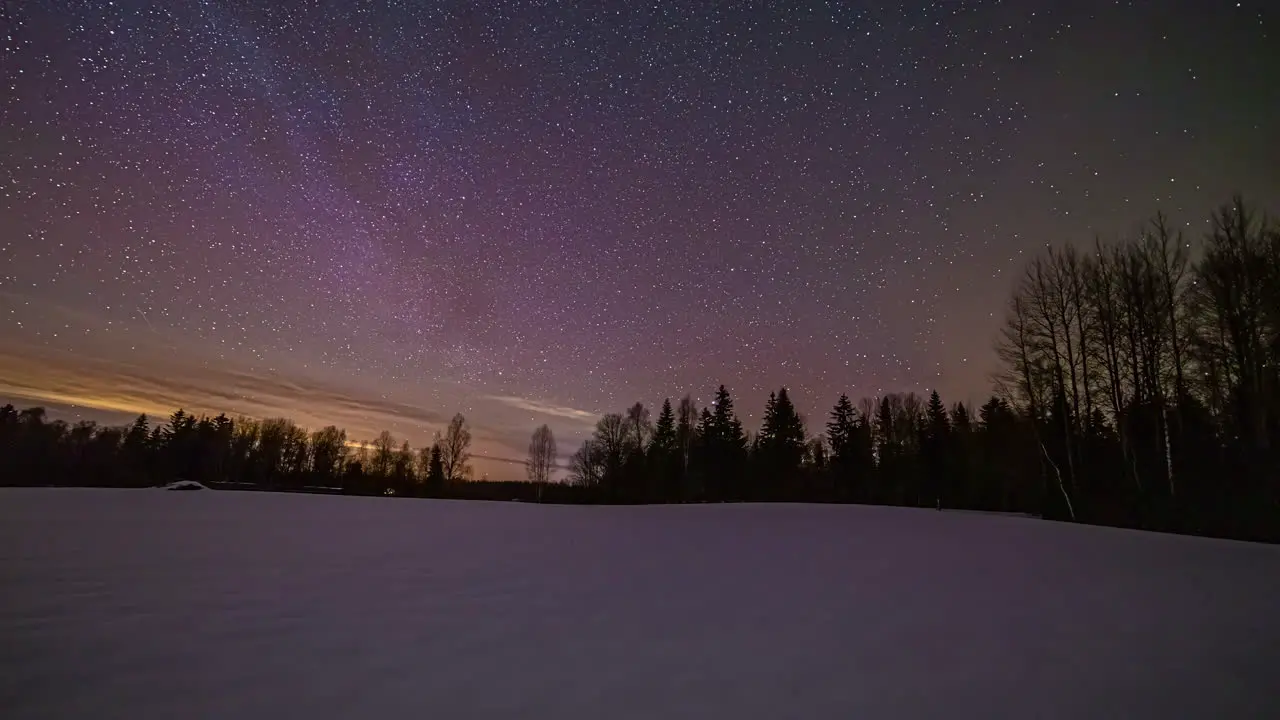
(0, 346), (453, 440)
(0, 337), (594, 480)
(483, 395), (598, 424)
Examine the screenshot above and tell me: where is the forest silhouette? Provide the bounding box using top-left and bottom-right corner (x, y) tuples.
(3, 197), (1278, 543)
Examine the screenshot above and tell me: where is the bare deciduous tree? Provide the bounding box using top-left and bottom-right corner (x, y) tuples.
(439, 413), (472, 483)
(676, 395), (698, 473)
(309, 425), (347, 483)
(624, 402), (652, 450)
(568, 439), (605, 487)
(526, 424), (557, 500)
(371, 430), (396, 479)
(1190, 197), (1276, 456)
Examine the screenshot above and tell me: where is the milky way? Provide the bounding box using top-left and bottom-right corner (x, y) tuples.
(2, 1), (1277, 478)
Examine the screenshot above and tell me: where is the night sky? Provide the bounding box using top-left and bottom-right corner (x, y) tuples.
(2, 1), (1277, 479)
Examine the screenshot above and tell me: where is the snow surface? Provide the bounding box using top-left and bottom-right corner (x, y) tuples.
(2, 489), (1279, 719)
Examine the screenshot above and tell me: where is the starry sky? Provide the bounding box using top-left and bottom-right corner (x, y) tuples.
(2, 1), (1277, 479)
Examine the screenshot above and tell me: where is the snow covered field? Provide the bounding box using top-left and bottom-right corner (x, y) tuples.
(2, 489), (1279, 719)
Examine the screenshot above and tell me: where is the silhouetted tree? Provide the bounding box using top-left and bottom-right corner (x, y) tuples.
(826, 393), (857, 500)
(122, 414), (152, 485)
(757, 388), (806, 498)
(440, 414), (473, 483)
(311, 426), (348, 487)
(371, 430), (397, 483)
(624, 402), (652, 451)
(650, 399), (680, 501)
(392, 441), (416, 494)
(426, 442), (446, 494)
(526, 425), (557, 501)
(923, 390), (950, 508)
(569, 438), (606, 489)
(702, 385), (747, 500)
(676, 395), (698, 497)
(592, 413), (630, 501)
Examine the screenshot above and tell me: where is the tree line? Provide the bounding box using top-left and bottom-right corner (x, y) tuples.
(0, 406), (477, 498)
(563, 387), (1033, 512)
(1, 197), (1277, 542)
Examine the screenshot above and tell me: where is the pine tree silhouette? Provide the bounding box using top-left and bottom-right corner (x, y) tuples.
(826, 393), (857, 500)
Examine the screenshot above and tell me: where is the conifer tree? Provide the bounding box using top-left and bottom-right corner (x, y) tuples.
(826, 393), (857, 499)
(121, 414), (151, 485)
(125, 414), (149, 448)
(759, 391), (779, 444)
(698, 406), (715, 439)
(926, 390), (950, 438)
(713, 387), (747, 456)
(650, 399), (678, 500)
(427, 443), (446, 493)
(651, 399), (676, 455)
(757, 388), (806, 496)
(924, 390), (951, 508)
(826, 394), (855, 458)
(697, 387), (748, 500)
(773, 388), (806, 459)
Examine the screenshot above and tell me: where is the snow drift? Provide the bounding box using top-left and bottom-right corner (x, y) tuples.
(1, 488), (1278, 719)
(161, 480), (207, 491)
